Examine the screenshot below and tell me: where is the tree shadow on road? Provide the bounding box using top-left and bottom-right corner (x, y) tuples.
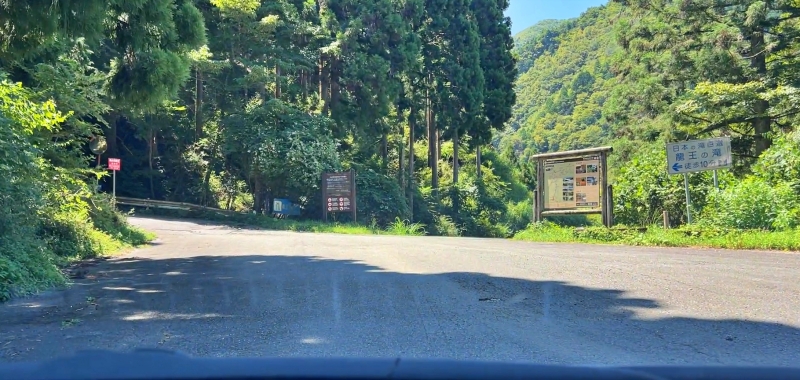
(1, 254), (799, 366)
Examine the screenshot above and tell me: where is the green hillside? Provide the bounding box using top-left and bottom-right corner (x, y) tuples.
(511, 18), (569, 75)
(501, 0), (800, 229)
(502, 3), (644, 163)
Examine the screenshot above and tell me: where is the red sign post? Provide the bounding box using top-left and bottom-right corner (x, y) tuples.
(108, 158), (121, 171)
(108, 158), (120, 203)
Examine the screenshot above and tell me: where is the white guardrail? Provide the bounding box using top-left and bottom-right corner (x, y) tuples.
(114, 196), (238, 215)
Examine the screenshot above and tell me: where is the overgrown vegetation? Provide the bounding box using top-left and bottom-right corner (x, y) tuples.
(0, 81), (152, 302)
(3, 0), (800, 300)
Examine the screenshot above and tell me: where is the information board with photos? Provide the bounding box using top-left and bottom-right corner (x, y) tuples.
(543, 155), (602, 210)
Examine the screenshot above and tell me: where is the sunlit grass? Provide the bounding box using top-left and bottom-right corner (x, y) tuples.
(513, 222), (800, 251)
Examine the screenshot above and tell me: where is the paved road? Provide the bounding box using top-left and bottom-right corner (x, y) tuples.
(2, 217), (799, 366)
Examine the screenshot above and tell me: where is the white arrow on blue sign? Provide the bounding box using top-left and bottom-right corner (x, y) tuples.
(665, 137), (732, 175)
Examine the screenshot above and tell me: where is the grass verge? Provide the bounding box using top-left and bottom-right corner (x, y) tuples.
(1, 198), (154, 302)
(513, 222), (800, 251)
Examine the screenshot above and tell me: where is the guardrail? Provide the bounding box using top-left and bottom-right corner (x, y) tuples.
(114, 196), (239, 216)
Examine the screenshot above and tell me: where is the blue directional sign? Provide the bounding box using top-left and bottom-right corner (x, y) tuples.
(666, 137), (732, 175)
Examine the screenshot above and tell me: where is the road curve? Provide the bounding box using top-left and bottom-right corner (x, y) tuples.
(2, 217), (799, 366)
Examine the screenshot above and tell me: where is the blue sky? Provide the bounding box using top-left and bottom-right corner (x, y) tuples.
(504, 0), (608, 35)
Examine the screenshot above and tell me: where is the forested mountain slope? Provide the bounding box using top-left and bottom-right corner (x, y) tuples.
(511, 18), (568, 75)
(501, 3), (649, 163)
(502, 0), (800, 165)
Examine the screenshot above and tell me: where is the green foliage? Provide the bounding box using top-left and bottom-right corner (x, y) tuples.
(612, 144), (714, 227)
(226, 98), (342, 202)
(432, 215), (461, 237)
(9, 0), (800, 306)
(701, 178), (800, 231)
(514, 223), (800, 251)
(0, 80), (152, 302)
(512, 19), (571, 75)
(352, 167), (410, 226)
(107, 50), (193, 110)
(613, 0), (800, 157)
(386, 218), (426, 236)
(439, 180), (512, 238)
(753, 130), (800, 193)
(505, 200), (533, 232)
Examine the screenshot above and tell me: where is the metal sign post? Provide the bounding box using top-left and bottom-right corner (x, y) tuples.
(683, 173), (692, 224)
(108, 158), (121, 204)
(713, 170), (719, 190)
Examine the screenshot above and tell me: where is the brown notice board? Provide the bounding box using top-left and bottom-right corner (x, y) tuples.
(543, 155), (602, 210)
(322, 170), (357, 222)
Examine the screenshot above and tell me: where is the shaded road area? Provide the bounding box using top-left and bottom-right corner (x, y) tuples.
(2, 217), (799, 365)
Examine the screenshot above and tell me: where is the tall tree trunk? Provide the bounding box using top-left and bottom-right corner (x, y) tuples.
(275, 63), (281, 99)
(437, 129), (442, 173)
(476, 145), (482, 179)
(148, 128), (156, 199)
(330, 57), (340, 115)
(105, 112), (119, 158)
(398, 124), (404, 195)
(381, 133), (389, 169)
(408, 103), (415, 220)
(451, 128), (460, 214)
(453, 128), (459, 184)
(427, 90), (439, 191)
(254, 176), (264, 214)
(426, 88), (433, 168)
(195, 68), (203, 140)
(301, 68), (308, 101)
(319, 54), (330, 115)
(201, 162), (212, 206)
(201, 124), (220, 207)
(750, 30), (771, 156)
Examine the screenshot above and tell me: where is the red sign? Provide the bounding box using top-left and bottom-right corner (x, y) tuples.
(108, 158), (121, 171)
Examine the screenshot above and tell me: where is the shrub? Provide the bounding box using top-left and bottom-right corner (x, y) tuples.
(0, 79), (151, 302)
(354, 167), (411, 227)
(701, 177), (800, 230)
(432, 215), (461, 236)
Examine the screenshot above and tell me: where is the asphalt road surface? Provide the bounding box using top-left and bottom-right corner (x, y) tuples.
(2, 217), (799, 366)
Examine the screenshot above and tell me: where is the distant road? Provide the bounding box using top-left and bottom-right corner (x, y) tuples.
(2, 216), (799, 366)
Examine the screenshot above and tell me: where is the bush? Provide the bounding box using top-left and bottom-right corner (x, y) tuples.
(436, 180), (512, 238)
(353, 167), (410, 227)
(613, 143), (719, 227)
(701, 177), (800, 230)
(753, 130), (800, 194)
(0, 79), (151, 302)
(505, 199), (533, 232)
(386, 218), (426, 236)
(432, 215), (461, 236)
